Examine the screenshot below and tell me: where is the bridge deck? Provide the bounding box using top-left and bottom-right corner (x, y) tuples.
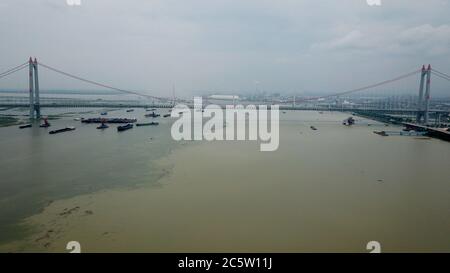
(403, 122), (450, 141)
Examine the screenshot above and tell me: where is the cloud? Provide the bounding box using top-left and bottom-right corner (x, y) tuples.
(0, 0), (450, 95)
(312, 24), (450, 56)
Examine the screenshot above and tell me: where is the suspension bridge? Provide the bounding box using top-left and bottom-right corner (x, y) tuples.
(1, 58), (450, 128)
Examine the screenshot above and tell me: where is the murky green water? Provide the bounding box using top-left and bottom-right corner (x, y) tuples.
(0, 109), (449, 252)
(0, 108), (178, 243)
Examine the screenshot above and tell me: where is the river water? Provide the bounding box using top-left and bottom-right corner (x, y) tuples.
(0, 109), (449, 252)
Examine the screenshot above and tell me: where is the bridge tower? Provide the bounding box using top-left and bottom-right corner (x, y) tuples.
(27, 57), (41, 119)
(33, 58), (41, 118)
(28, 58), (34, 119)
(416, 64), (431, 124)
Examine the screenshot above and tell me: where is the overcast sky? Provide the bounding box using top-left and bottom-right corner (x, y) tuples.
(0, 0), (449, 97)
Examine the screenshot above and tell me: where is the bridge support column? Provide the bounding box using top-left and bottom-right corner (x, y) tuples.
(417, 65), (431, 124)
(28, 57), (35, 119)
(33, 58), (41, 119)
(424, 64), (431, 124)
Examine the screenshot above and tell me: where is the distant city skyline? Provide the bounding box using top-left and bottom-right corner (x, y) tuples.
(1, 0), (450, 97)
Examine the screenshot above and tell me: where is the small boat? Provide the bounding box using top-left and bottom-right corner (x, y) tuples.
(73, 118), (81, 121)
(145, 112), (160, 118)
(117, 123), (133, 131)
(136, 122), (159, 127)
(126, 109), (134, 112)
(342, 117), (355, 126)
(373, 131), (388, 136)
(49, 127), (76, 135)
(19, 124), (32, 129)
(40, 117), (51, 128)
(100, 112), (107, 115)
(310, 126), (317, 130)
(96, 123), (109, 129)
(163, 114), (171, 118)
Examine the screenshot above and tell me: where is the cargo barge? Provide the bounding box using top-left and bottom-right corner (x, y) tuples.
(117, 123), (133, 131)
(81, 118), (137, 124)
(19, 124), (32, 129)
(136, 122), (159, 127)
(49, 127), (76, 134)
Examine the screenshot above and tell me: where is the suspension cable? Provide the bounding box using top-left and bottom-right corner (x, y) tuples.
(290, 69), (422, 103)
(431, 69), (450, 82)
(37, 61), (165, 100)
(0, 63), (28, 80)
(0, 62), (28, 76)
(431, 72), (450, 82)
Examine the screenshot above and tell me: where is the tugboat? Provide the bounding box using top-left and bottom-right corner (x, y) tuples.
(136, 122), (159, 127)
(39, 117), (51, 128)
(49, 127), (75, 134)
(97, 121), (109, 129)
(96, 119), (109, 129)
(19, 124), (32, 129)
(97, 123), (109, 129)
(342, 117), (355, 126)
(117, 123), (133, 131)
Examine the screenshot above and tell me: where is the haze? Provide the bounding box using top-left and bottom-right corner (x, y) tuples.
(0, 0), (449, 97)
